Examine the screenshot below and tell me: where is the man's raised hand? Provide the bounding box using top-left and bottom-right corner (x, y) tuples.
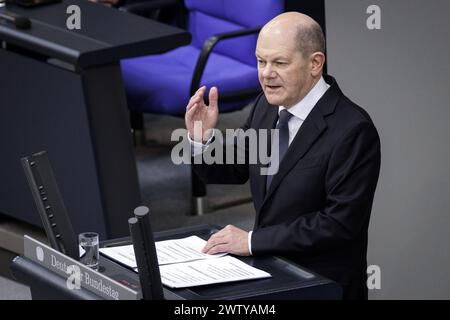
(185, 86), (219, 143)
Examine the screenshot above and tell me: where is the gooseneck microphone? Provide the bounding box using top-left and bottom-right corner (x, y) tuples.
(0, 10), (31, 29)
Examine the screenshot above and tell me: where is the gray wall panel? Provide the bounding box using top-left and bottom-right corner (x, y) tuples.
(325, 0), (450, 299)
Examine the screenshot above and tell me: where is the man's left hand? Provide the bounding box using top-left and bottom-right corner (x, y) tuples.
(202, 225), (250, 256)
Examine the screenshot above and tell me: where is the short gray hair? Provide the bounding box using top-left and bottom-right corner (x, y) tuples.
(296, 22), (325, 57)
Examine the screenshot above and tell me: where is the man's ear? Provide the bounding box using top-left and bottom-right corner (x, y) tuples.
(310, 52), (325, 77)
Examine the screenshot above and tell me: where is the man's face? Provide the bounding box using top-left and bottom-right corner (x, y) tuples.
(256, 30), (312, 108)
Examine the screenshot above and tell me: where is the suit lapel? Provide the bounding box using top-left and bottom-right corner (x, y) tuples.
(253, 102), (278, 210)
(262, 108), (327, 203)
(252, 75), (342, 224)
(259, 75), (341, 209)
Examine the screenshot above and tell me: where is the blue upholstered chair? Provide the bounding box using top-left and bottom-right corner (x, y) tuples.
(121, 0), (284, 214)
(122, 0), (283, 114)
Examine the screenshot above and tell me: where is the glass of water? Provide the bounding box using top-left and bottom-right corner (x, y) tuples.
(78, 232), (99, 270)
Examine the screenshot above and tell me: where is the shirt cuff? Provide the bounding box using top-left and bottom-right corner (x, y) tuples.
(188, 130), (215, 156)
(248, 230), (253, 256)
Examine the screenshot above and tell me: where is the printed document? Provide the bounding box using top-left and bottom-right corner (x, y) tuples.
(160, 255), (271, 288)
(100, 235), (272, 288)
(100, 235), (226, 268)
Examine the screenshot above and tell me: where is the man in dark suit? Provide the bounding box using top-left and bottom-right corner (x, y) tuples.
(185, 12), (381, 300)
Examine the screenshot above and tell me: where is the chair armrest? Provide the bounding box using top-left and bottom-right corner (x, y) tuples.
(190, 27), (261, 96)
(119, 0), (179, 16)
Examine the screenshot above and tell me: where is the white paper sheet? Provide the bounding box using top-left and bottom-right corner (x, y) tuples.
(99, 235), (225, 268)
(100, 244), (137, 267)
(156, 235), (226, 265)
(159, 256), (272, 288)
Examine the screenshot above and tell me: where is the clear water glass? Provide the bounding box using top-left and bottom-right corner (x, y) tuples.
(78, 232), (99, 270)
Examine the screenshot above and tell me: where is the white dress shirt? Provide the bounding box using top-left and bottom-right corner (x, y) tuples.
(189, 76), (330, 255)
(278, 76), (330, 145)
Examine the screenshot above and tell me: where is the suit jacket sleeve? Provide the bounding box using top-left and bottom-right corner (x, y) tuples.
(191, 93), (263, 185)
(251, 121), (381, 255)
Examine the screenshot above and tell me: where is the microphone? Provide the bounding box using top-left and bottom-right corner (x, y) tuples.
(0, 11), (31, 29)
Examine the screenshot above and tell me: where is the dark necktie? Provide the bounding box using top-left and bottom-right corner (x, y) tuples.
(266, 109), (293, 190)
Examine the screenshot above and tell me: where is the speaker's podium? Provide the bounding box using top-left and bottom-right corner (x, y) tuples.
(0, 0), (190, 239)
(11, 225), (342, 300)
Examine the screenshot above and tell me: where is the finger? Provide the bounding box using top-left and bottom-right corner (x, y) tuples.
(187, 89), (205, 109)
(187, 94), (196, 106)
(201, 226), (229, 253)
(187, 92), (203, 108)
(188, 86), (205, 102)
(202, 236), (226, 253)
(202, 241), (213, 253)
(186, 103), (199, 117)
(186, 95), (201, 110)
(198, 87), (207, 101)
(196, 86), (206, 94)
(191, 86), (206, 101)
(186, 105), (202, 126)
(205, 244), (228, 255)
(204, 233), (226, 247)
(203, 239), (219, 254)
(202, 238), (217, 253)
(208, 87), (219, 110)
